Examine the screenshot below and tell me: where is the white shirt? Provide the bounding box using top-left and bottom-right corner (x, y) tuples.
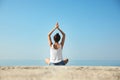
(50, 44), (63, 63)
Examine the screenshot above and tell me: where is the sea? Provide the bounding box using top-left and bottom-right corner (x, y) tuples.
(0, 60), (120, 66)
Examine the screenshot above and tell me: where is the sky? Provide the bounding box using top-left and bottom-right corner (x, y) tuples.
(0, 0), (120, 61)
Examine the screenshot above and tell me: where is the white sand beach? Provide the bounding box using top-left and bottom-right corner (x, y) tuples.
(0, 66), (120, 80)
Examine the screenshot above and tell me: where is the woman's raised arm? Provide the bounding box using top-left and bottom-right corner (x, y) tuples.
(48, 27), (56, 47)
(57, 26), (65, 48)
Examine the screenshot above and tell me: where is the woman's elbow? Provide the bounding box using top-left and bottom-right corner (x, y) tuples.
(48, 33), (51, 36)
(63, 33), (65, 36)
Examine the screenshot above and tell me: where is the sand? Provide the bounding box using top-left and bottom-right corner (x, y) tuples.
(0, 66), (120, 80)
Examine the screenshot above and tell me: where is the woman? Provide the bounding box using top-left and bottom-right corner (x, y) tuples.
(45, 22), (69, 65)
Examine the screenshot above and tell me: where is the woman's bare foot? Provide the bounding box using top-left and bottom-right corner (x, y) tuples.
(63, 58), (69, 65)
(45, 58), (50, 65)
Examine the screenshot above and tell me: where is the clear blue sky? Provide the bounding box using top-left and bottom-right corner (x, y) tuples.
(0, 0), (120, 61)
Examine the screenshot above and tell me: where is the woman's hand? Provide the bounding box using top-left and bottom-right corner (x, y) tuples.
(55, 22), (59, 29)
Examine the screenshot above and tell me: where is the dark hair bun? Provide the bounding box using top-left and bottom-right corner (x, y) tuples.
(54, 33), (61, 42)
(56, 33), (59, 36)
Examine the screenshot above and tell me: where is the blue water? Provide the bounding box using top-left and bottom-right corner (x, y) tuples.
(0, 60), (120, 66)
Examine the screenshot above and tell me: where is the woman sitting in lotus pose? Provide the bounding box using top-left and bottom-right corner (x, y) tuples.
(45, 22), (68, 65)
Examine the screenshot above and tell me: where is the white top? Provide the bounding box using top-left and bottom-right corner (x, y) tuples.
(50, 44), (63, 63)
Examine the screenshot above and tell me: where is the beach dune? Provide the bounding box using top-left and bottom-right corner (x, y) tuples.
(0, 66), (120, 80)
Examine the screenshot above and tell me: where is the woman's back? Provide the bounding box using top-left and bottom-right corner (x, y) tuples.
(50, 44), (63, 63)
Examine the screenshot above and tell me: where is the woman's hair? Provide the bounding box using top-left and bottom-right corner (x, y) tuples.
(54, 33), (61, 43)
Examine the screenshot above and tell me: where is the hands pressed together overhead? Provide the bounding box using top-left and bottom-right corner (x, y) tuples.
(55, 22), (59, 29)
